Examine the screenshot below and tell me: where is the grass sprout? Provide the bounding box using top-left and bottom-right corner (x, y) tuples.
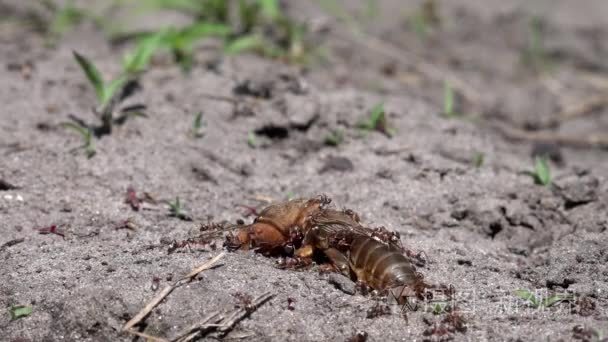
(473, 152), (484, 168)
(122, 30), (168, 76)
(408, 0), (440, 40)
(521, 16), (552, 72)
(168, 197), (192, 221)
(443, 81), (457, 117)
(161, 23), (230, 72)
(324, 129), (344, 146)
(531, 157), (551, 186)
(191, 112), (205, 138)
(247, 131), (258, 148)
(9, 305), (33, 321)
(60, 122), (96, 158)
(140, 0), (311, 64)
(514, 289), (571, 309)
(43, 0), (86, 42)
(357, 103), (395, 137)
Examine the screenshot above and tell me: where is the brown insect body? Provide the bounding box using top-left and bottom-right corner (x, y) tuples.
(303, 209), (427, 299)
(349, 236), (419, 291)
(232, 196), (329, 254)
(228, 196), (428, 301)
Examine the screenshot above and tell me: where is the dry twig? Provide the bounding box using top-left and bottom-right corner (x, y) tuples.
(490, 121), (608, 150)
(122, 252), (225, 334)
(559, 94), (608, 120)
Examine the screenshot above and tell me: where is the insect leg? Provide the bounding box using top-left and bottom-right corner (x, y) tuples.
(324, 247), (351, 277)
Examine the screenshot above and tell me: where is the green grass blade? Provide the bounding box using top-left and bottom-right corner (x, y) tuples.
(534, 157), (551, 186)
(73, 51), (105, 103)
(369, 103), (385, 126)
(61, 122), (90, 137)
(258, 0), (280, 20)
(9, 305), (32, 320)
(123, 30), (168, 75)
(139, 0), (201, 12)
(247, 131), (258, 148)
(443, 81), (454, 117)
(182, 22), (231, 41)
(49, 3), (85, 38)
(542, 295), (570, 308)
(192, 112), (204, 138)
(225, 35), (263, 54)
(514, 289), (539, 308)
(103, 77), (127, 107)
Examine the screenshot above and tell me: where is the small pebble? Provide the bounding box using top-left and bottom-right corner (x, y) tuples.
(328, 273), (356, 295)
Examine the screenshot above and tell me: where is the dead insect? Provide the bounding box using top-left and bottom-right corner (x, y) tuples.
(227, 196), (432, 312)
(227, 195), (331, 255)
(301, 209), (430, 308)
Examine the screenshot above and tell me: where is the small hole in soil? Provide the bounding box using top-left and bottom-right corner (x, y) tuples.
(254, 125), (289, 139)
(488, 222), (502, 239)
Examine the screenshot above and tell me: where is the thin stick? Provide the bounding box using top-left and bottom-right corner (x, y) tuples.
(216, 292), (274, 335)
(172, 293), (274, 341)
(171, 311), (222, 342)
(122, 252), (225, 332)
(559, 94), (608, 120)
(490, 121), (608, 149)
(184, 252), (225, 279)
(249, 195), (275, 204)
(125, 329), (169, 342)
(199, 92), (241, 104)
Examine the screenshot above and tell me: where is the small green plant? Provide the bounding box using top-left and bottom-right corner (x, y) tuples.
(122, 30), (168, 76)
(315, 0), (360, 33)
(430, 301), (449, 315)
(473, 152), (484, 168)
(191, 112), (205, 138)
(324, 129), (344, 146)
(408, 0), (440, 40)
(74, 51), (126, 115)
(443, 81), (457, 118)
(247, 131), (258, 148)
(143, 0), (312, 64)
(72, 51), (129, 134)
(285, 191), (296, 201)
(531, 157), (551, 186)
(514, 289), (570, 308)
(64, 51), (146, 157)
(168, 197), (192, 221)
(161, 23), (230, 72)
(357, 103), (395, 137)
(363, 0), (379, 21)
(9, 305), (33, 320)
(61, 123), (96, 158)
(43, 0), (86, 41)
(521, 16), (552, 72)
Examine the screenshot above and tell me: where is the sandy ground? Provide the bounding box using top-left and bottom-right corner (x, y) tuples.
(1, 1), (608, 341)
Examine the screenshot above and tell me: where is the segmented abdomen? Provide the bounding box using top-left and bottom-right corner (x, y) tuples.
(349, 236), (418, 290)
